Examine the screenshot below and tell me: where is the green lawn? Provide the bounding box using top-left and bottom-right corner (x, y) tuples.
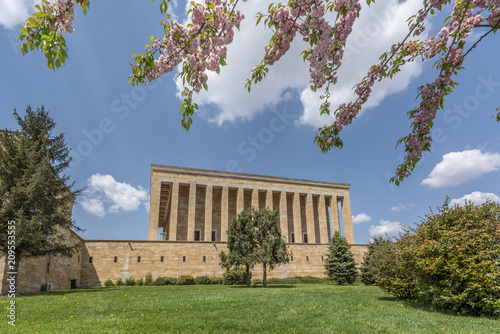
(1, 284), (499, 333)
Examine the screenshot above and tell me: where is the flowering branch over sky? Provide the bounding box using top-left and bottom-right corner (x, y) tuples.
(18, 0), (500, 184)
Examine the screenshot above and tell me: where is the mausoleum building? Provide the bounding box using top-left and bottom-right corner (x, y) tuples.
(1, 165), (367, 293)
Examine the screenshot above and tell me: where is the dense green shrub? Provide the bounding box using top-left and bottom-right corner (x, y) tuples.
(286, 276), (328, 284)
(136, 278), (144, 286)
(324, 232), (358, 285)
(125, 277), (136, 286)
(372, 200), (500, 316)
(153, 277), (167, 286)
(252, 278), (263, 285)
(370, 235), (418, 300)
(194, 276), (211, 285)
(258, 276), (329, 285)
(177, 275), (195, 285)
(104, 279), (114, 287)
(164, 277), (178, 285)
(407, 200), (500, 316)
(223, 268), (250, 285)
(115, 278), (124, 286)
(209, 276), (223, 285)
(266, 277), (281, 285)
(144, 272), (154, 286)
(153, 277), (178, 285)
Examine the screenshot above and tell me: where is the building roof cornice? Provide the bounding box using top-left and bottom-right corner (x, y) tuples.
(151, 164), (351, 190)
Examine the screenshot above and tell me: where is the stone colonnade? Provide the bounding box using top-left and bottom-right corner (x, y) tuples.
(148, 165), (354, 244)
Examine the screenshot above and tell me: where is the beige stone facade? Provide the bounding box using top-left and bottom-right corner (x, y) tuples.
(80, 241), (368, 287)
(0, 228), (82, 294)
(2, 165), (367, 293)
(148, 165), (355, 244)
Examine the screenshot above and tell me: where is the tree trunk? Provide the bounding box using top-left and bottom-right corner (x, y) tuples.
(263, 263), (267, 288)
(246, 264), (251, 288)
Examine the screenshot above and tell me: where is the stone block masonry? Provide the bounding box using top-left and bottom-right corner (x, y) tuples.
(81, 240), (368, 287)
(149, 165), (356, 245)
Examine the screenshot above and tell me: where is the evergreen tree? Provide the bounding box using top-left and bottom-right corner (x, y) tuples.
(254, 208), (289, 288)
(219, 208), (258, 287)
(324, 232), (357, 285)
(0, 106), (82, 292)
(360, 236), (388, 286)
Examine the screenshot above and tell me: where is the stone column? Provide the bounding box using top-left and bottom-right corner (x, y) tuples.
(266, 190), (273, 210)
(340, 195), (355, 244)
(204, 184), (213, 242)
(279, 191), (288, 242)
(221, 186), (229, 241)
(187, 183), (197, 241)
(168, 181), (179, 241)
(237, 187), (244, 214)
(252, 188), (259, 209)
(305, 193), (315, 243)
(147, 180), (161, 240)
(293, 192), (302, 243)
(330, 195), (341, 240)
(318, 194), (328, 243)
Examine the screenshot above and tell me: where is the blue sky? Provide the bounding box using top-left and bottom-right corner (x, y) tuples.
(0, 0), (499, 244)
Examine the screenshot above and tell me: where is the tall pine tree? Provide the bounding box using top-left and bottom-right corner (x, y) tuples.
(360, 236), (388, 286)
(324, 232), (358, 285)
(0, 106), (82, 291)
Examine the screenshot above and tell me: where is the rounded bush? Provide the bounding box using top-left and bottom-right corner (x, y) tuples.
(371, 200), (500, 316)
(223, 268), (250, 285)
(408, 201), (500, 316)
(194, 276), (211, 285)
(104, 279), (114, 287)
(125, 277), (136, 286)
(177, 275), (195, 285)
(209, 276), (223, 285)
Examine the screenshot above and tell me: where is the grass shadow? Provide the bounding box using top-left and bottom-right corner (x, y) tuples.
(376, 294), (499, 320)
(228, 284), (296, 289)
(377, 296), (399, 302)
(16, 286), (121, 298)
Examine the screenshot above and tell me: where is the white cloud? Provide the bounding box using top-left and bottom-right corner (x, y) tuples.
(421, 150), (500, 188)
(390, 203), (415, 212)
(80, 197), (106, 218)
(174, 0), (425, 127)
(81, 174), (149, 217)
(450, 191), (500, 207)
(0, 0), (40, 29)
(352, 213), (371, 224)
(143, 200), (151, 213)
(370, 220), (404, 238)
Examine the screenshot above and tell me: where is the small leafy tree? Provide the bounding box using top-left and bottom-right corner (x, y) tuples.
(360, 236), (389, 286)
(0, 106), (82, 292)
(254, 208), (289, 288)
(324, 232), (357, 285)
(219, 208), (259, 287)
